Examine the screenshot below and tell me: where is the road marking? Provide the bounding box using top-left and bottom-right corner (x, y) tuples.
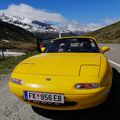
(108, 59), (120, 68)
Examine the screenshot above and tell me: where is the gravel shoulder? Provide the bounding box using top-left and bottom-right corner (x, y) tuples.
(0, 75), (49, 120)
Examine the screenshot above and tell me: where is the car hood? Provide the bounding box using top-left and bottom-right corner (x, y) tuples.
(14, 53), (101, 76)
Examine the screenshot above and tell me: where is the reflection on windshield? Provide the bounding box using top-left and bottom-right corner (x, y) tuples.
(45, 38), (99, 53)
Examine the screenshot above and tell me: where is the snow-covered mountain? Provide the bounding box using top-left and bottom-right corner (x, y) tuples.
(0, 14), (71, 34)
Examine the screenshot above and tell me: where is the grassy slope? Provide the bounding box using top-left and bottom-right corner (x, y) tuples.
(86, 21), (120, 43)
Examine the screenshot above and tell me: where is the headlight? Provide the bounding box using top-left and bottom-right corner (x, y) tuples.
(11, 78), (24, 85)
(75, 83), (99, 89)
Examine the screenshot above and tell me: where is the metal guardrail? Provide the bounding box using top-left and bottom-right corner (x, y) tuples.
(0, 50), (4, 59)
(0, 50), (25, 59)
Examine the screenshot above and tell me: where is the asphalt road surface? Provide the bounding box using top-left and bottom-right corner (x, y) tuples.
(0, 43), (120, 120)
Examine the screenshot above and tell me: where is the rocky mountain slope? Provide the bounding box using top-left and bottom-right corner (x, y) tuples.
(0, 14), (70, 34)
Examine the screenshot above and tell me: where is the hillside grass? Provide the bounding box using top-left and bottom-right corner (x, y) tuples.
(86, 21), (120, 43)
(0, 51), (39, 75)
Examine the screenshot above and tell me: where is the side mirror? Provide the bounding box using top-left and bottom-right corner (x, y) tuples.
(41, 47), (46, 52)
(101, 46), (110, 53)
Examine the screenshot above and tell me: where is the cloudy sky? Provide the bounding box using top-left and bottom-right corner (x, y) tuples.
(0, 0), (120, 31)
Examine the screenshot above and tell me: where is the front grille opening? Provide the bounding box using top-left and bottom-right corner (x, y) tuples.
(26, 100), (77, 107)
(40, 101), (77, 106)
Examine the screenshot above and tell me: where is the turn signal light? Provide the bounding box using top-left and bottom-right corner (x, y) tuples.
(75, 83), (99, 89)
(11, 78), (24, 85)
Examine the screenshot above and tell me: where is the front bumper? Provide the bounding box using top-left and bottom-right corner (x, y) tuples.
(9, 82), (110, 110)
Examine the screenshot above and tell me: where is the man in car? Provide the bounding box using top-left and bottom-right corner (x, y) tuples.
(58, 43), (66, 52)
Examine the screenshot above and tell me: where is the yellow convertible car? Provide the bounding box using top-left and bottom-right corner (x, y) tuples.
(9, 36), (112, 110)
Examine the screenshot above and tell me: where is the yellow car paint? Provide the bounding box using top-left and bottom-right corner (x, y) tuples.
(9, 36), (112, 110)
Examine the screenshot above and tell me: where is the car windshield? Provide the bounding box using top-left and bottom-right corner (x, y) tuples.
(45, 38), (100, 53)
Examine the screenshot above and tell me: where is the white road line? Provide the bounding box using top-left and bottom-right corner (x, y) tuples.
(108, 59), (120, 68)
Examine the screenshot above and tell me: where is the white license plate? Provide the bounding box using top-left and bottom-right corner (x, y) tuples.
(24, 91), (64, 104)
